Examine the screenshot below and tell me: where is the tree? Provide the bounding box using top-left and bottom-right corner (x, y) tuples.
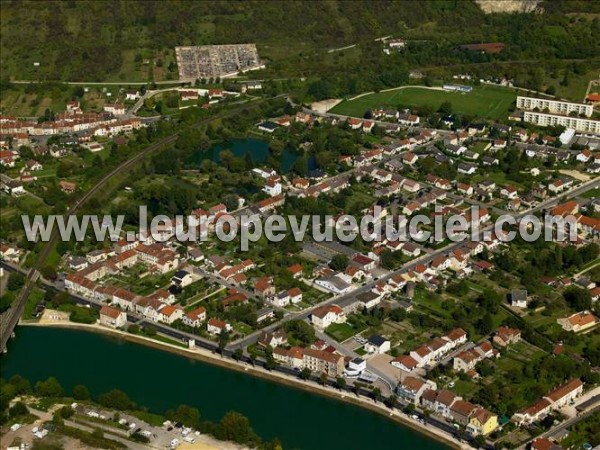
(9, 402), (28, 418)
(7, 272), (25, 291)
(97, 389), (135, 410)
(564, 287), (592, 311)
(371, 387), (381, 402)
(299, 368), (312, 380)
(384, 394), (397, 409)
(477, 313), (494, 335)
(473, 435), (486, 448)
(52, 411), (64, 426)
(438, 101), (453, 115)
(335, 377), (346, 390)
(319, 372), (328, 386)
(265, 347), (276, 370)
(329, 254), (349, 271)
(72, 384), (91, 400)
(35, 377), (64, 397)
(218, 330), (230, 352)
(166, 404), (200, 428)
(58, 406), (75, 419)
(233, 348), (243, 361)
(8, 375), (31, 395)
(214, 411), (261, 446)
(283, 320), (315, 345)
(40, 265), (57, 280)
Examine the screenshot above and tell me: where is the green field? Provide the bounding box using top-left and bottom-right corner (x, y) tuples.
(331, 85), (517, 120)
(326, 322), (361, 342)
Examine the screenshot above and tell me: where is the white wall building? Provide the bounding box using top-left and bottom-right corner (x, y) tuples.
(522, 111), (600, 134)
(516, 96), (593, 117)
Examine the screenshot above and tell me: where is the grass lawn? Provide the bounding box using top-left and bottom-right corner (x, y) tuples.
(326, 322), (361, 342)
(581, 187), (600, 199)
(233, 322), (253, 335)
(452, 379), (480, 399)
(331, 85), (516, 120)
(23, 288), (45, 320)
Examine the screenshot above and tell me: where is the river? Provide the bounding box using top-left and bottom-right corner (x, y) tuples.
(1, 327), (448, 450)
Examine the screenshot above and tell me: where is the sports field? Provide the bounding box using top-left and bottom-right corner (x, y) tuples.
(330, 85), (516, 120)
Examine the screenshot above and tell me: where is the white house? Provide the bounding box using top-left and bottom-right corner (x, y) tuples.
(364, 335), (391, 354)
(99, 305), (127, 328)
(511, 289), (528, 308)
(172, 270), (193, 288)
(207, 318), (232, 335)
(263, 177), (283, 197)
(183, 306), (207, 327)
(311, 304), (346, 329)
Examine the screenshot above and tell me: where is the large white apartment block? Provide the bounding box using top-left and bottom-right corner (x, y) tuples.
(522, 111), (600, 134)
(516, 96), (593, 117)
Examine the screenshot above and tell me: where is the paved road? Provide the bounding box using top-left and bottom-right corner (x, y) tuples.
(516, 404), (600, 450)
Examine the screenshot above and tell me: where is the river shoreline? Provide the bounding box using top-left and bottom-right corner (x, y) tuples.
(19, 321), (467, 450)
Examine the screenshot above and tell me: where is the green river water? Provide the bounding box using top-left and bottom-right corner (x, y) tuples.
(1, 327), (448, 450)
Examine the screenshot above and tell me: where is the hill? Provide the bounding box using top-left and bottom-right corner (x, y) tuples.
(0, 0), (598, 104)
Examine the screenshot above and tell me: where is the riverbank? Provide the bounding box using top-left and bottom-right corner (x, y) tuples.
(20, 320), (467, 449)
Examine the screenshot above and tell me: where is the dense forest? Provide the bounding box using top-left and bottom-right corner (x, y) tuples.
(1, 0), (599, 85)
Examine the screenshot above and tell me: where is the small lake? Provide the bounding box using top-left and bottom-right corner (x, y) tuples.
(188, 138), (305, 173)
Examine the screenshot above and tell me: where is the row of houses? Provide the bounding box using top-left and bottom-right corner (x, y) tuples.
(391, 328), (468, 371)
(512, 379), (584, 425)
(396, 376), (498, 436)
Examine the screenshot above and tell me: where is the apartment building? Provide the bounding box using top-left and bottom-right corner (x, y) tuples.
(522, 111), (600, 134)
(302, 348), (345, 377)
(516, 96), (593, 117)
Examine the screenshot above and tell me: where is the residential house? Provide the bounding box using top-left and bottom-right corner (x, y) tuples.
(467, 408), (498, 436)
(450, 400), (478, 426)
(183, 307), (207, 327)
(287, 264), (303, 279)
(311, 304), (346, 329)
(396, 376), (436, 404)
(254, 276), (276, 298)
(493, 326), (521, 347)
(258, 330), (288, 348)
(391, 355), (419, 372)
(557, 311), (598, 332)
(364, 335), (390, 354)
(511, 289), (528, 308)
(99, 305), (127, 328)
(273, 346), (305, 369)
(207, 318), (232, 335)
(172, 270), (193, 288)
(530, 438), (563, 450)
(59, 180), (77, 194)
(433, 390), (460, 418)
(288, 287), (302, 304)
(157, 304), (184, 324)
(500, 185), (518, 199)
(402, 152), (418, 166)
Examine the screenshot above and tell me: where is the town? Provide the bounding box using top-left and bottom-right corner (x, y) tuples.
(2, 83), (599, 449)
(1, 2), (600, 449)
